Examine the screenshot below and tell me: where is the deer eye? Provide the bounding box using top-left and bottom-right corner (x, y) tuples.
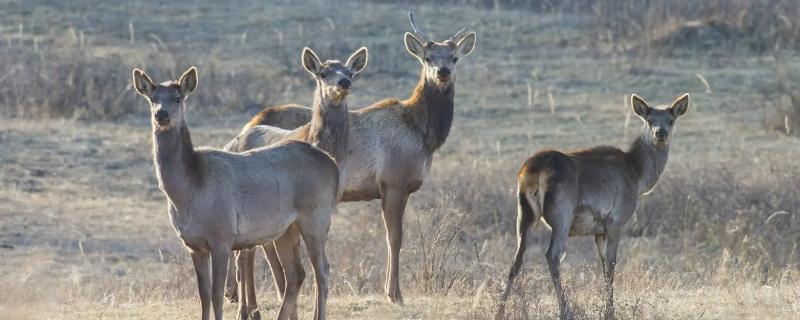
(175, 97), (182, 103)
(668, 119), (674, 125)
(319, 72), (327, 79)
(452, 57), (459, 63)
(424, 57), (432, 63)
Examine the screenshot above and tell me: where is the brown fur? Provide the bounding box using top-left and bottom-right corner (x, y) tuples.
(245, 104), (311, 130)
(497, 94), (690, 320)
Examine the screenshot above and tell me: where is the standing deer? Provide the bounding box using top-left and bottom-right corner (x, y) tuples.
(224, 47), (368, 319)
(232, 13), (476, 303)
(496, 94), (690, 319)
(132, 67), (338, 320)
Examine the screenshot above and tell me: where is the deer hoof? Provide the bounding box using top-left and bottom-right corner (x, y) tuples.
(225, 288), (238, 303)
(386, 289), (404, 305)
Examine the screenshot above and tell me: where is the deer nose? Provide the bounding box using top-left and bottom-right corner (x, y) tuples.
(437, 67), (451, 78)
(154, 110), (170, 123)
(654, 127), (668, 139)
(337, 78), (351, 89)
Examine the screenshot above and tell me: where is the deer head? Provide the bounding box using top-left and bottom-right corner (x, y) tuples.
(302, 47), (368, 106)
(404, 12), (476, 88)
(132, 67), (198, 131)
(632, 93), (690, 149)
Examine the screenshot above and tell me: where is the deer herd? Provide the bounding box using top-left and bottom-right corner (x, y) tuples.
(131, 12), (690, 320)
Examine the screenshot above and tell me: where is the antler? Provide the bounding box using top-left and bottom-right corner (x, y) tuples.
(449, 25), (474, 44)
(408, 12), (428, 42)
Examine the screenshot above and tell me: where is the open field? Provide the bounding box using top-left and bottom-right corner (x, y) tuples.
(1, 0), (800, 319)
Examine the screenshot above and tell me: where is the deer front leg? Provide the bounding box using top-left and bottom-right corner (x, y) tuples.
(211, 248), (232, 320)
(381, 187), (409, 304)
(225, 252), (239, 303)
(236, 250), (250, 320)
(191, 251), (212, 320)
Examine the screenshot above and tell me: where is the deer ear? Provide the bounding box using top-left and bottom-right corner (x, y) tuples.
(404, 32), (424, 59)
(302, 47), (322, 77)
(346, 47), (368, 75)
(631, 94), (650, 119)
(670, 93), (690, 119)
(178, 67), (198, 95)
(456, 32), (476, 57)
(132, 68), (156, 97)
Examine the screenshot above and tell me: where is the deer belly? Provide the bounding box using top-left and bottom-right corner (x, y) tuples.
(233, 213), (294, 248)
(569, 207), (605, 236)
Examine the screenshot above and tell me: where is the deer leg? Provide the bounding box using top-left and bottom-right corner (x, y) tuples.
(210, 247), (231, 320)
(275, 226), (305, 320)
(603, 230), (621, 320)
(381, 188), (409, 304)
(191, 251), (212, 320)
(297, 208), (332, 320)
(225, 252), (239, 303)
(594, 234), (607, 275)
(496, 192), (537, 320)
(236, 250), (250, 320)
(244, 248), (261, 320)
(546, 223), (571, 320)
(263, 243), (287, 298)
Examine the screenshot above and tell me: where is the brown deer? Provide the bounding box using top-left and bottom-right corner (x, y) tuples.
(233, 13), (476, 303)
(496, 94), (690, 320)
(224, 47), (367, 319)
(132, 67), (338, 320)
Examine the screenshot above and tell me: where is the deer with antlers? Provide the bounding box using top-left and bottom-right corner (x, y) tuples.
(230, 13), (476, 304)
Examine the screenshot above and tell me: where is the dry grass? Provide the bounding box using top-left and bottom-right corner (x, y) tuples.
(2, 0), (800, 319)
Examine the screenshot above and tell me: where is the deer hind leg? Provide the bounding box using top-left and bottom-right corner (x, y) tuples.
(542, 190), (577, 320)
(381, 188), (409, 304)
(274, 225), (305, 320)
(602, 229), (621, 320)
(297, 207), (332, 320)
(496, 189), (540, 320)
(191, 251), (212, 320)
(262, 243), (287, 299)
(594, 234), (607, 275)
(225, 252), (239, 303)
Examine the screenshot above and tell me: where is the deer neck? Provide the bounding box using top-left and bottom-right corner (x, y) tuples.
(152, 117), (204, 210)
(405, 70), (455, 152)
(307, 87), (349, 165)
(627, 135), (669, 195)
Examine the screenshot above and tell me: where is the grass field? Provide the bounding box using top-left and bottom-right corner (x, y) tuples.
(1, 0), (800, 319)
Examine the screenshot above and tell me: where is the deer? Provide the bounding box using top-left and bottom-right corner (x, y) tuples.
(131, 66), (338, 320)
(496, 93), (690, 320)
(224, 47), (368, 319)
(227, 13), (476, 304)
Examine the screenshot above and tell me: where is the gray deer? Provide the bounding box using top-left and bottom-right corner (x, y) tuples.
(496, 94), (690, 319)
(225, 47), (367, 319)
(132, 67), (338, 320)
(230, 13), (476, 304)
